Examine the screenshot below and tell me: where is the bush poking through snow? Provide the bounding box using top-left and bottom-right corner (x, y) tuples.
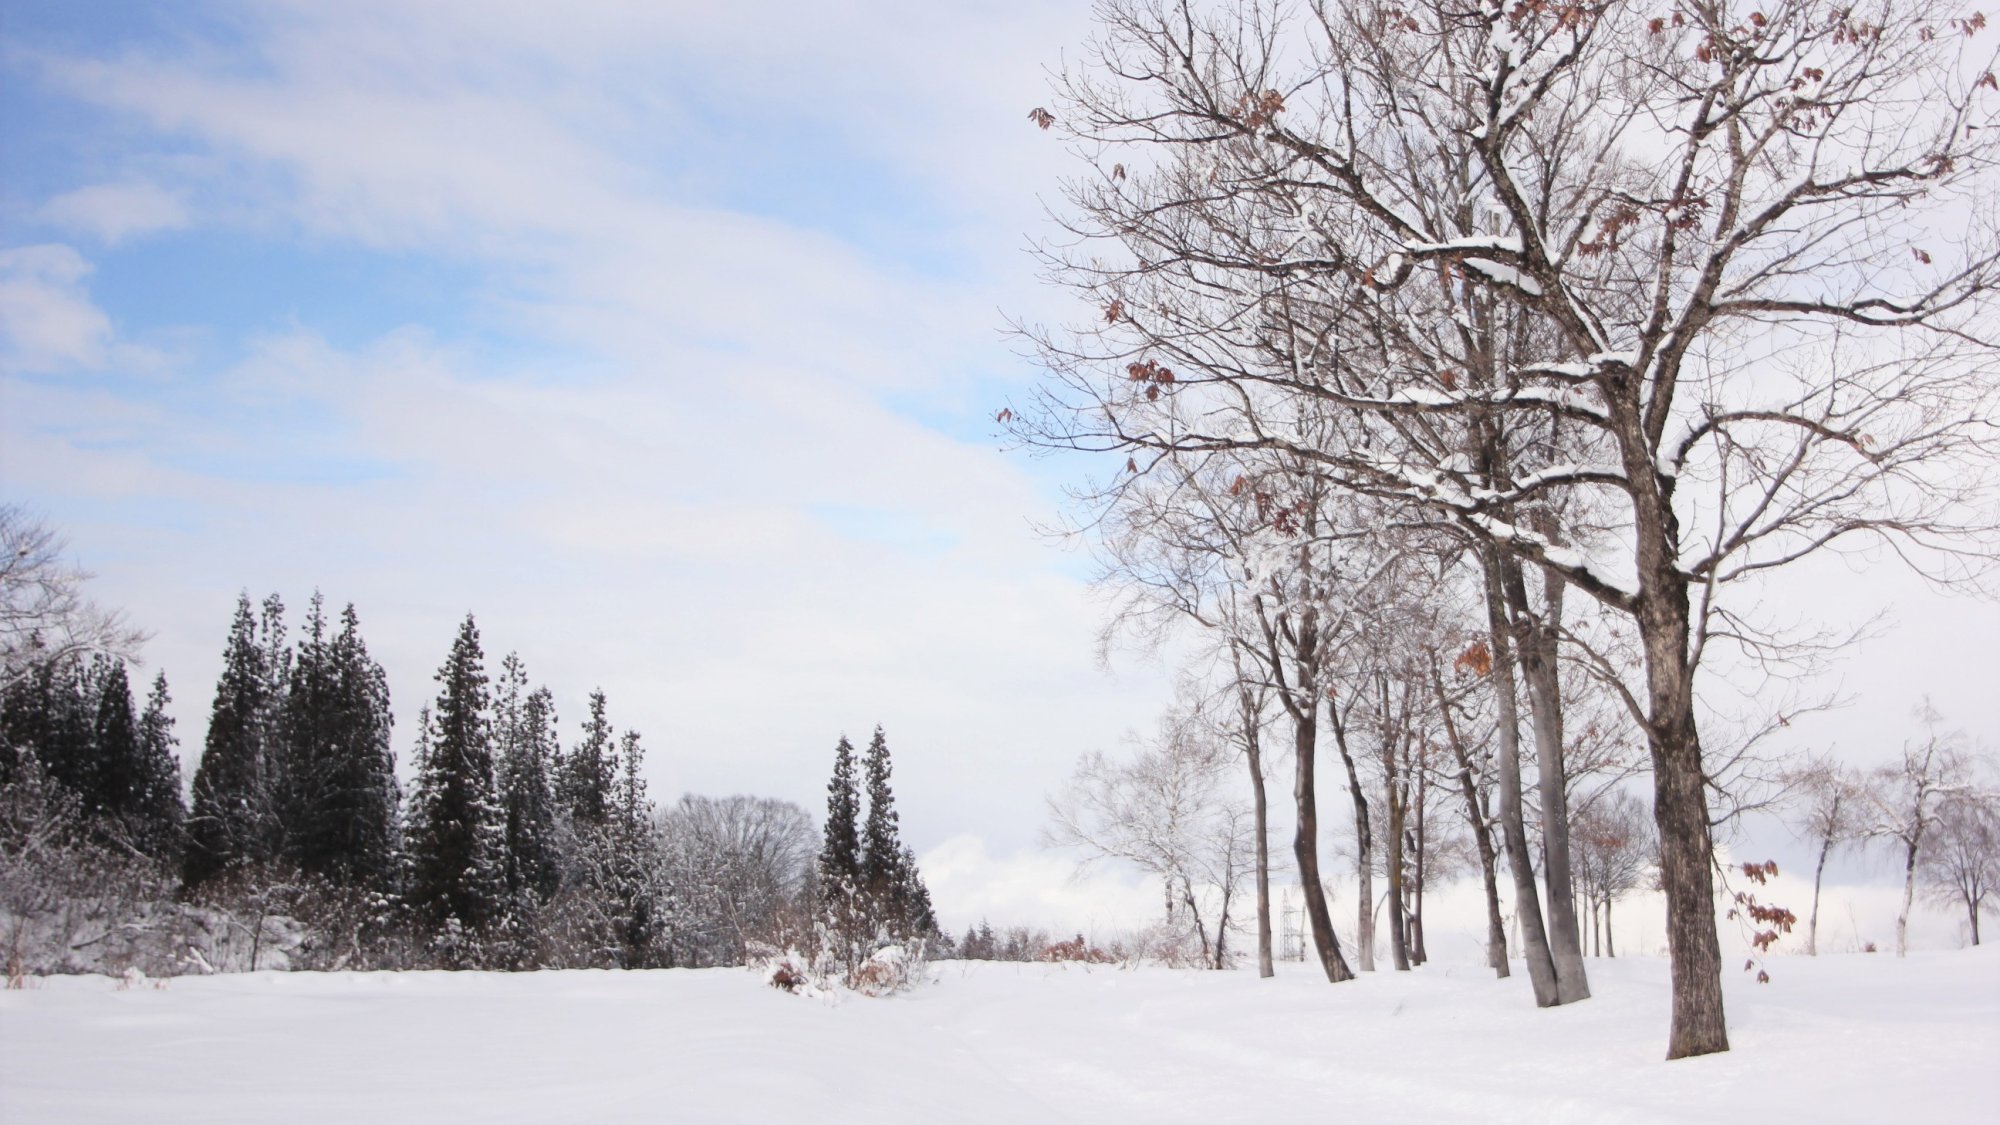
(1040, 935), (1114, 964)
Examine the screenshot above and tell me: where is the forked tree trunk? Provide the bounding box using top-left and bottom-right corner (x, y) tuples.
(1506, 560), (1590, 1003)
(1483, 552), (1562, 1006)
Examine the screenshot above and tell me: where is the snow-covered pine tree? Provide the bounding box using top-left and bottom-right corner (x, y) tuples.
(280, 593), (338, 875)
(11, 658), (94, 805)
(495, 655), (561, 904)
(897, 842), (937, 938)
(560, 690), (616, 829)
(324, 602), (399, 891)
(610, 728), (662, 967)
(186, 594), (283, 887)
(860, 727), (900, 898)
(819, 734), (861, 889)
(132, 671), (185, 860)
(403, 614), (507, 960)
(86, 656), (139, 824)
(858, 726), (937, 944)
(816, 734), (864, 972)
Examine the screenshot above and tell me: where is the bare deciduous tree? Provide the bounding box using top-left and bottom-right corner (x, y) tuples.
(1788, 755), (1863, 955)
(1047, 704), (1254, 969)
(1016, 0), (2000, 1056)
(1919, 788), (2000, 946)
(1862, 705), (1976, 956)
(0, 506), (146, 693)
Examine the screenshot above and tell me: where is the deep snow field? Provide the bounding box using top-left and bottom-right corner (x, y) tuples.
(4, 948), (1996, 1123)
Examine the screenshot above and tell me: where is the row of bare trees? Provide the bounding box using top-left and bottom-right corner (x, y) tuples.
(1014, 0), (1999, 1058)
(1792, 709), (1999, 954)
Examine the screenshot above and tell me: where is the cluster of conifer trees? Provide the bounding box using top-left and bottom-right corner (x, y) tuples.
(814, 728), (938, 973)
(2, 588), (941, 975)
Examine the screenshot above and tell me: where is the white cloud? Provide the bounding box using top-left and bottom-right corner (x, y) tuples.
(39, 181), (189, 245)
(0, 244), (116, 372)
(920, 834), (1165, 937)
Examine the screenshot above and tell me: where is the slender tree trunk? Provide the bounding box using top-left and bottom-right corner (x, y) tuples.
(1292, 698), (1353, 983)
(1970, 902), (1981, 947)
(1385, 750), (1410, 973)
(1898, 841), (1918, 958)
(1483, 551), (1561, 1006)
(1433, 661), (1508, 977)
(1808, 830), (1834, 956)
(1213, 876), (1233, 970)
(1329, 696), (1374, 972)
(1605, 896), (1615, 958)
(1410, 818), (1428, 966)
(1238, 678), (1274, 979)
(1505, 559), (1590, 1003)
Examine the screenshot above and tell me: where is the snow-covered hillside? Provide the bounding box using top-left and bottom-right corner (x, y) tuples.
(4, 949), (1995, 1123)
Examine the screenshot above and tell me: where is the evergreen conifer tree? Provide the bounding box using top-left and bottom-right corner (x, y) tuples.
(559, 690), (616, 829)
(132, 671), (185, 858)
(494, 655), (560, 903)
(860, 725), (905, 919)
(322, 602), (398, 889)
(816, 734), (864, 969)
(818, 735), (861, 890)
(404, 614), (507, 951)
(88, 657), (140, 824)
(186, 594), (282, 887)
(280, 593), (338, 873)
(16, 658), (95, 803)
(610, 729), (661, 966)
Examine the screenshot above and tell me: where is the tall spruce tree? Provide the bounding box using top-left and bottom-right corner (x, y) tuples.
(132, 671), (185, 858)
(494, 654), (560, 903)
(404, 614), (507, 942)
(860, 726), (904, 910)
(280, 593), (338, 874)
(611, 728), (661, 966)
(816, 733), (864, 967)
(311, 602), (398, 889)
(560, 689), (616, 829)
(818, 734), (861, 891)
(186, 594), (282, 887)
(88, 657), (139, 824)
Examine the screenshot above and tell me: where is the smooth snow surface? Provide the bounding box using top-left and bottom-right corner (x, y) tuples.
(4, 949), (1996, 1123)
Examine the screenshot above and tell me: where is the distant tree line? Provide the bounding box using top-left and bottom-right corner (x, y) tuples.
(0, 509), (940, 977)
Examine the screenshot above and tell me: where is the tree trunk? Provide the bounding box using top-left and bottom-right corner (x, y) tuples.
(1329, 696), (1374, 972)
(1808, 831), (1833, 956)
(1898, 841), (1918, 958)
(1637, 576), (1729, 1058)
(1385, 753), (1410, 973)
(1239, 680), (1274, 979)
(1605, 897), (1615, 958)
(1482, 551), (1561, 1006)
(1505, 558), (1590, 1003)
(1292, 699), (1353, 983)
(1433, 661), (1508, 977)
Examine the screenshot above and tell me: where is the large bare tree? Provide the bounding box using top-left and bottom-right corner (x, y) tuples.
(1016, 0), (2000, 1057)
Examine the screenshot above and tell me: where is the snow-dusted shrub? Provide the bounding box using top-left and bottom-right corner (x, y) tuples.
(1040, 935), (1114, 964)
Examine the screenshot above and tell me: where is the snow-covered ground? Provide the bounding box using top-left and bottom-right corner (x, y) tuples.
(4, 949), (1996, 1123)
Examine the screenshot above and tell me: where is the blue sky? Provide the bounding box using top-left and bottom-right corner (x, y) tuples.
(0, 0), (1185, 931)
(3, 0), (1995, 939)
